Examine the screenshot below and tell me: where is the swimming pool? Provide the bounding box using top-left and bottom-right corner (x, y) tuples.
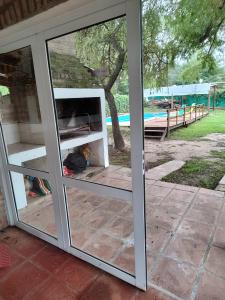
(106, 110), (183, 124)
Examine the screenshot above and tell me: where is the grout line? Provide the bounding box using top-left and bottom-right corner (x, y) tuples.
(147, 283), (184, 300)
(189, 196), (225, 300)
(147, 188), (198, 279)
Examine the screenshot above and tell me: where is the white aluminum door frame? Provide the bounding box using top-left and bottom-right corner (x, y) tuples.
(0, 0), (147, 290)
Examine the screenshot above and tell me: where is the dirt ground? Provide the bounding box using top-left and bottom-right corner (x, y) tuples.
(144, 133), (225, 163)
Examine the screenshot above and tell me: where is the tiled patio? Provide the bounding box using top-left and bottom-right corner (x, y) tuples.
(3, 165), (225, 300)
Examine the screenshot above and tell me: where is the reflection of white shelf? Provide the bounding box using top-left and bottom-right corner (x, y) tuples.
(9, 88), (109, 210)
(60, 131), (104, 150)
(8, 143), (46, 165)
(8, 131), (105, 165)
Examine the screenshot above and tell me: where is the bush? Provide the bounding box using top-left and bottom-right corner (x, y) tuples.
(105, 94), (129, 116)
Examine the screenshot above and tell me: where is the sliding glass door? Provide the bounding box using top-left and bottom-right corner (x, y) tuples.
(0, 0), (146, 290)
(0, 46), (58, 240)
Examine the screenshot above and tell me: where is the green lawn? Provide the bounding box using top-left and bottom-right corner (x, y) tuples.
(169, 110), (225, 140)
(162, 158), (225, 190)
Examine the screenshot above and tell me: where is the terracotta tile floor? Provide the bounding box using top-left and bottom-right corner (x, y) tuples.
(2, 166), (225, 299)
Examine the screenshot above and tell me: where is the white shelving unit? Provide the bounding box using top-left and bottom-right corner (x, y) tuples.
(9, 88), (109, 209)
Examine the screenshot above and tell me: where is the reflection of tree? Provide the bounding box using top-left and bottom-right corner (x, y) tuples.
(49, 0), (225, 150)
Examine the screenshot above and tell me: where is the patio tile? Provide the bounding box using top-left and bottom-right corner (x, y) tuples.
(146, 185), (172, 198)
(118, 204), (133, 220)
(0, 261), (49, 300)
(113, 246), (135, 274)
(206, 246), (225, 277)
(145, 179), (156, 187)
(78, 274), (137, 300)
(137, 287), (175, 300)
(153, 180), (176, 189)
(151, 257), (196, 299)
(165, 189), (195, 203)
(55, 256), (101, 293)
(147, 254), (155, 274)
(26, 277), (77, 300)
(192, 193), (223, 211)
(31, 244), (71, 273)
(0, 227), (46, 257)
(84, 209), (115, 230)
(93, 176), (131, 190)
(213, 226), (225, 248)
(70, 225), (96, 249)
(217, 207), (225, 228)
(175, 184), (199, 193)
(195, 271), (225, 300)
(84, 233), (123, 261)
(145, 196), (164, 208)
(164, 236), (207, 267)
(148, 208), (180, 231)
(104, 217), (133, 239)
(0, 245), (25, 281)
(198, 188), (224, 198)
(176, 220), (213, 243)
(185, 207), (219, 225)
(98, 198), (128, 213)
(146, 225), (172, 254)
(159, 200), (189, 216)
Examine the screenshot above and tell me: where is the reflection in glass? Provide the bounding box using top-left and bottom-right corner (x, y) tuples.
(11, 171), (57, 237)
(0, 46), (48, 172)
(66, 187), (134, 274)
(0, 186), (7, 229)
(47, 17), (132, 191)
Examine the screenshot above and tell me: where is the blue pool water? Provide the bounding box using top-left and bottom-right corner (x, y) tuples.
(106, 111), (183, 123)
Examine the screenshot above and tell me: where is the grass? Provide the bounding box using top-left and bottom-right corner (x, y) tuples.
(109, 146), (131, 168)
(162, 158), (225, 190)
(169, 110), (225, 140)
(210, 150), (225, 159)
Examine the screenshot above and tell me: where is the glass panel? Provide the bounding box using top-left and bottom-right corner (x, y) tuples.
(0, 186), (7, 229)
(47, 16), (132, 191)
(0, 47), (48, 172)
(66, 186), (134, 274)
(11, 171), (57, 237)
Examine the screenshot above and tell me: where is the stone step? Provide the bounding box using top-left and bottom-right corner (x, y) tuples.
(145, 160), (185, 180)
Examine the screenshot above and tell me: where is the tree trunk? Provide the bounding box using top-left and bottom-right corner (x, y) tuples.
(105, 89), (125, 151)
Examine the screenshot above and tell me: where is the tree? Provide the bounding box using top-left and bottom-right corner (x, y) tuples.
(142, 0), (225, 87)
(175, 55), (225, 84)
(74, 18), (127, 151)
(49, 0), (225, 150)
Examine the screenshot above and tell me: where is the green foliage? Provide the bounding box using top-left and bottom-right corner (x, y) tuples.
(105, 94), (129, 116)
(171, 55), (225, 84)
(163, 158), (225, 189)
(0, 86), (9, 96)
(169, 110), (225, 140)
(116, 77), (129, 95)
(143, 0), (225, 87)
(168, 0), (225, 57)
(210, 150), (225, 159)
(74, 17), (127, 88)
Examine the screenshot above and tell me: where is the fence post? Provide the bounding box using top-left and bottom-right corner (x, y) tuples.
(195, 105), (197, 121)
(167, 109), (170, 136)
(176, 108), (178, 125)
(183, 106), (186, 124)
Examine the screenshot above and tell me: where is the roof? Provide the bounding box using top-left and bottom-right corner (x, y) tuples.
(144, 83), (215, 98)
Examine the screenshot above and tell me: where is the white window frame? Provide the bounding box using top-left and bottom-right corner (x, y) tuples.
(0, 0), (147, 290)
